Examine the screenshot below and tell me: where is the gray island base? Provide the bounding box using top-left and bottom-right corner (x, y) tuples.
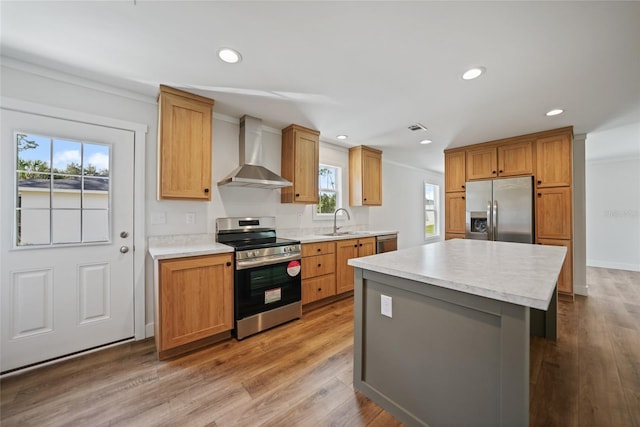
(349, 239), (566, 427)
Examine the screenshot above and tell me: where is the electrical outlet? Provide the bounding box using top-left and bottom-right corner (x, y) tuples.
(186, 212), (195, 224)
(381, 294), (392, 318)
(150, 211), (166, 225)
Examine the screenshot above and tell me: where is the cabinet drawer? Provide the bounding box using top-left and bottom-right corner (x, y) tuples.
(302, 254), (335, 279)
(302, 274), (336, 304)
(302, 241), (335, 257)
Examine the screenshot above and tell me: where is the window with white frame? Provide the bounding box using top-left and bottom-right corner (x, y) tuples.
(424, 182), (440, 239)
(315, 164), (342, 217)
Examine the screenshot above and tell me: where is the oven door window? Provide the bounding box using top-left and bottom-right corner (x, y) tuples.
(235, 262), (301, 319)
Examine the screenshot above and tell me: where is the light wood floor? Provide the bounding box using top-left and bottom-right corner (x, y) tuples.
(2, 267), (639, 426)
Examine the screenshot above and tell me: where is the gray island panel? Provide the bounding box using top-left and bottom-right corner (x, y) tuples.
(351, 240), (566, 427)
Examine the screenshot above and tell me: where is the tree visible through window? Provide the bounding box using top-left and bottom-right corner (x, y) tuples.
(317, 165), (340, 215)
(15, 132), (111, 246)
(425, 182), (439, 238)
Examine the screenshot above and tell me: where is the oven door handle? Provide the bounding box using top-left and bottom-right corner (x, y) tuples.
(236, 253), (302, 270)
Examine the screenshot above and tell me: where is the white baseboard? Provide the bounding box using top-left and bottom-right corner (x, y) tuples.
(587, 259), (640, 272)
(145, 322), (155, 338)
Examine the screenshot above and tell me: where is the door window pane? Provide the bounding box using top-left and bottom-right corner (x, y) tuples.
(14, 133), (111, 247)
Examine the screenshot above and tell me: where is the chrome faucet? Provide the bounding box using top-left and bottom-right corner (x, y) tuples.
(333, 208), (351, 234)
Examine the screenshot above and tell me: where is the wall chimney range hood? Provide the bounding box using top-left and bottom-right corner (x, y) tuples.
(217, 115), (292, 189)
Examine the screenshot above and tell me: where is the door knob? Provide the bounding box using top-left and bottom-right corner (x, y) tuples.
(120, 231), (129, 238)
(120, 246), (130, 253)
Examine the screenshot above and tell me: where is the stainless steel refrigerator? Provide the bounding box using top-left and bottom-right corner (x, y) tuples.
(465, 176), (534, 243)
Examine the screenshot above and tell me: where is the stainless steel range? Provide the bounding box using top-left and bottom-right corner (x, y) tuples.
(216, 217), (302, 340)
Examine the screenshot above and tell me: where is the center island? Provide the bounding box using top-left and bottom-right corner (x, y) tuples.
(348, 239), (566, 427)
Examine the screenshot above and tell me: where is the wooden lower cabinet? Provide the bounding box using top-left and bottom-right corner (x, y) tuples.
(301, 242), (336, 304)
(156, 253), (234, 358)
(445, 232), (465, 240)
(538, 239), (573, 295)
(336, 237), (376, 294)
(302, 274), (336, 304)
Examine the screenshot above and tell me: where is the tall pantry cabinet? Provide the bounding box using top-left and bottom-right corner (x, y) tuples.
(443, 127), (574, 296)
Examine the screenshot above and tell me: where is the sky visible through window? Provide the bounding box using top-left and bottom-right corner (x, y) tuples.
(18, 134), (109, 172)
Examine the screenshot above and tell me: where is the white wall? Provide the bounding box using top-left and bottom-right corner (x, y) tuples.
(2, 58), (443, 332)
(585, 123), (640, 272)
(370, 160), (444, 249)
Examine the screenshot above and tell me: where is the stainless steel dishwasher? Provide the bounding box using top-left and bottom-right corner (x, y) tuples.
(376, 234), (398, 253)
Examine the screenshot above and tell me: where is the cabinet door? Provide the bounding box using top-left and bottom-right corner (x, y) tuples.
(536, 133), (572, 188)
(336, 239), (359, 294)
(536, 187), (572, 240)
(302, 275), (336, 304)
(445, 151), (466, 193)
(281, 125), (320, 204)
(466, 146), (497, 181)
(537, 239), (573, 295)
(362, 149), (382, 205)
(158, 254), (233, 351)
(445, 192), (466, 234)
(358, 237), (376, 257)
(158, 87), (213, 200)
(498, 140), (533, 177)
(301, 254), (335, 279)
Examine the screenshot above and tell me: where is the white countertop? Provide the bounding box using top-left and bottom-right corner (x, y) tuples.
(148, 235), (234, 260)
(296, 230), (398, 244)
(147, 230), (398, 260)
(348, 239), (566, 310)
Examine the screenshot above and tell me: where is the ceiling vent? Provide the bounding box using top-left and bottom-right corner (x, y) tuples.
(407, 123), (428, 132)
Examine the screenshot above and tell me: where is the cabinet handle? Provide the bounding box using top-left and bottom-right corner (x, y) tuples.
(492, 170), (497, 174)
(295, 193), (300, 197)
(204, 188), (210, 193)
(226, 261), (231, 267)
(318, 263), (321, 267)
(499, 170), (503, 173)
(537, 193), (542, 197)
(317, 248), (321, 252)
(537, 180), (542, 185)
(354, 244), (358, 248)
(364, 198), (367, 201)
(317, 287), (322, 292)
(462, 196), (465, 200)
(461, 185), (465, 189)
(359, 243), (363, 247)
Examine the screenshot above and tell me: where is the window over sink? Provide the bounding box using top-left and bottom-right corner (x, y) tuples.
(314, 164), (343, 219)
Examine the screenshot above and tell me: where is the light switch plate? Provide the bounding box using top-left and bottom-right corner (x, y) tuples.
(381, 294), (392, 318)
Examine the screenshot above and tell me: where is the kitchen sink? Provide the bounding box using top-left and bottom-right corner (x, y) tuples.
(320, 231), (368, 236)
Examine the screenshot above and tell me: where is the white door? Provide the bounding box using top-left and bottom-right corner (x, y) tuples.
(1, 109), (135, 373)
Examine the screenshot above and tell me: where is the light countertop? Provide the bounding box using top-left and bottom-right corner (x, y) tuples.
(148, 230), (398, 260)
(348, 239), (566, 310)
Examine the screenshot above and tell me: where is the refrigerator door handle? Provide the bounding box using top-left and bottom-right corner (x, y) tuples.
(487, 201), (492, 240)
(493, 200), (498, 241)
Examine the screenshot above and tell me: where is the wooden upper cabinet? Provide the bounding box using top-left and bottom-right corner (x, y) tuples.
(498, 140), (533, 177)
(536, 132), (572, 188)
(536, 187), (572, 240)
(350, 145), (382, 206)
(466, 146), (497, 180)
(157, 85), (214, 200)
(466, 140), (533, 181)
(281, 124), (320, 204)
(444, 150), (466, 192)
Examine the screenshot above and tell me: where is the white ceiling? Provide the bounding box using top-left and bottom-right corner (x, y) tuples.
(2, 1), (639, 173)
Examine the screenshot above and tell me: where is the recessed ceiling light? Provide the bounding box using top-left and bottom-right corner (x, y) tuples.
(546, 109), (564, 117)
(462, 67), (485, 80)
(218, 48), (242, 64)
(336, 135), (348, 140)
(420, 139), (432, 145)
